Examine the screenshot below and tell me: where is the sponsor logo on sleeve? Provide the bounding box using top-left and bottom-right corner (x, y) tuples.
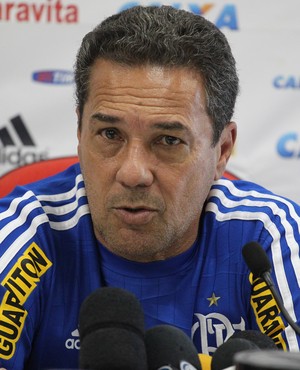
(249, 274), (287, 350)
(0, 242), (52, 360)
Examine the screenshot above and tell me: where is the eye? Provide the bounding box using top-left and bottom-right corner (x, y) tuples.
(101, 128), (121, 140)
(159, 135), (182, 146)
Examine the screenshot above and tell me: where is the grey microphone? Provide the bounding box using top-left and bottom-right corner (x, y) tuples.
(234, 349), (300, 369)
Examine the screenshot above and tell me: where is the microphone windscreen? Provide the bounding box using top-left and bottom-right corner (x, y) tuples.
(211, 338), (259, 370)
(79, 287), (147, 370)
(229, 330), (277, 350)
(145, 324), (201, 370)
(242, 242), (271, 277)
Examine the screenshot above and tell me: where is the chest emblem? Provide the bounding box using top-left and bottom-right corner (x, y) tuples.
(207, 293), (221, 307)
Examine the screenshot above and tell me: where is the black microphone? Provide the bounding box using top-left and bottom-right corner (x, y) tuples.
(79, 287), (147, 370)
(211, 330), (277, 370)
(211, 338), (259, 370)
(229, 330), (278, 350)
(145, 324), (201, 370)
(242, 242), (300, 335)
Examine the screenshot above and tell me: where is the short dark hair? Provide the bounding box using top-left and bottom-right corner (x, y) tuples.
(74, 5), (239, 145)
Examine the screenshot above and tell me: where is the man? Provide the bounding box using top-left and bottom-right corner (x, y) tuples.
(0, 5), (300, 369)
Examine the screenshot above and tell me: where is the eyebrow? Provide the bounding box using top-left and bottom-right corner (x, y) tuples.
(91, 113), (120, 124)
(153, 121), (188, 132)
(90, 113), (189, 132)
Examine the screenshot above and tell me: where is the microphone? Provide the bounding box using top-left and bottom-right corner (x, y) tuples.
(242, 242), (300, 335)
(145, 324), (201, 370)
(79, 287), (147, 370)
(234, 349), (300, 370)
(229, 330), (278, 349)
(211, 338), (259, 370)
(211, 330), (276, 370)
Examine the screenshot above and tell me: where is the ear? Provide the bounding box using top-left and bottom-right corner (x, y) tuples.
(76, 108), (82, 158)
(214, 122), (237, 180)
(76, 108), (82, 140)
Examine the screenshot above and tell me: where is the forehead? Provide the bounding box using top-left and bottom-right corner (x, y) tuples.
(86, 59), (207, 110)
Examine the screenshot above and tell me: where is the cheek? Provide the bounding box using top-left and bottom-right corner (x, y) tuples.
(81, 150), (119, 213)
(178, 156), (215, 203)
(82, 168), (109, 228)
(79, 147), (104, 199)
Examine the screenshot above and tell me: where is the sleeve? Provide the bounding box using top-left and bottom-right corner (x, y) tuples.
(248, 196), (300, 351)
(0, 189), (54, 369)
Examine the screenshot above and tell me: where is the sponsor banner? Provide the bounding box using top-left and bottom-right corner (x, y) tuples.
(0, 0), (300, 202)
(0, 0), (79, 24)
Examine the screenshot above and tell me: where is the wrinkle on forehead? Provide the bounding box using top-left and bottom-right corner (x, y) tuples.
(88, 59), (207, 111)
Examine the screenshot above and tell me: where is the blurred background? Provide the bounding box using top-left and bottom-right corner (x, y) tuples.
(1, 0), (299, 202)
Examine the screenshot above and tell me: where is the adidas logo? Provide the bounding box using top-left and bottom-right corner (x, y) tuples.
(65, 328), (80, 350)
(0, 114), (48, 167)
(0, 115), (35, 147)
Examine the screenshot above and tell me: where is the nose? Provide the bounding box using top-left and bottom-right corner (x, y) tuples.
(116, 141), (154, 188)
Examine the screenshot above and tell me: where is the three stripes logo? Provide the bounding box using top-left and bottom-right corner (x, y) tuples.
(0, 115), (48, 167)
(0, 115), (35, 147)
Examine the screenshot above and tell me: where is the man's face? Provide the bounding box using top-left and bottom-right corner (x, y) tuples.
(78, 59), (236, 262)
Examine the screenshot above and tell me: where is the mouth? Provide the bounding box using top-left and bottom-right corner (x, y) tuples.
(113, 206), (157, 225)
(122, 206), (154, 212)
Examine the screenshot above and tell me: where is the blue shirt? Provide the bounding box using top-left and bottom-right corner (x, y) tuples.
(0, 163), (299, 369)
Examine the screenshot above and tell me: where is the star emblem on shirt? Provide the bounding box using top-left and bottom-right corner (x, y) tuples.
(207, 292), (221, 307)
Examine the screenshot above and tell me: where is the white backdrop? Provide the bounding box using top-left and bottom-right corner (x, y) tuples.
(1, 0), (299, 202)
